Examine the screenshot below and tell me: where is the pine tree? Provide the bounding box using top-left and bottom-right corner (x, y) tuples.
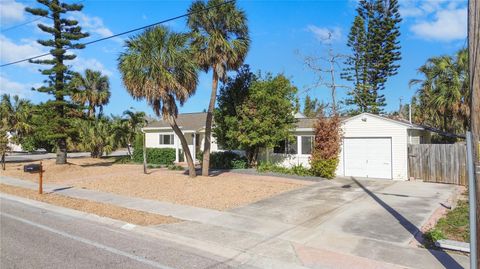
(26, 0), (89, 164)
(343, 0), (402, 114)
(303, 95), (325, 118)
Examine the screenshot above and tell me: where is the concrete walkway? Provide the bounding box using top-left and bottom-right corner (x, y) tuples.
(0, 175), (470, 269)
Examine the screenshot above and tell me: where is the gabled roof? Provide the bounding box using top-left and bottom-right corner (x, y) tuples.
(145, 112), (207, 131)
(144, 112), (318, 131)
(343, 112), (425, 130)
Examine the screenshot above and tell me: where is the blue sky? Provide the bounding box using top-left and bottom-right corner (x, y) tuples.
(0, 0), (468, 117)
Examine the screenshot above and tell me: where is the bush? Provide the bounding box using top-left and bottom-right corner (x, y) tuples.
(257, 162), (314, 177)
(131, 133), (176, 165)
(210, 151), (247, 169)
(310, 158), (339, 179)
(167, 164), (184, 171)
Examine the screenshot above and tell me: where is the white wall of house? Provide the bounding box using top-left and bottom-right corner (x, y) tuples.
(336, 114), (412, 180)
(258, 131), (314, 168)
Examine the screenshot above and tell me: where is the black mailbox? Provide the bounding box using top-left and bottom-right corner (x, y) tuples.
(24, 164), (42, 173)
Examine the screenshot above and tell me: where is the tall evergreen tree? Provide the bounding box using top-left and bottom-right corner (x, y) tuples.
(26, 0), (89, 164)
(303, 95), (326, 118)
(343, 0), (402, 114)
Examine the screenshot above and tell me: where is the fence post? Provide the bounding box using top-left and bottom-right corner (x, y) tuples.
(467, 131), (477, 269)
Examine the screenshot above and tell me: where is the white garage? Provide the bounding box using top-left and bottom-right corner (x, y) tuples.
(343, 137), (392, 179)
(336, 113), (430, 180)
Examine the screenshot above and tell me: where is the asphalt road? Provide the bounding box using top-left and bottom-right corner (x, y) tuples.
(0, 198), (240, 269)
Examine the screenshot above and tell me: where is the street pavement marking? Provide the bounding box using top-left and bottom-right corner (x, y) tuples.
(1, 212), (175, 269)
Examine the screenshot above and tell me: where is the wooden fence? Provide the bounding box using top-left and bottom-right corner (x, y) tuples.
(408, 144), (467, 185)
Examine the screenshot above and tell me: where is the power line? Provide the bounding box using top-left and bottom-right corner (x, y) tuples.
(1, 17), (43, 32)
(0, 0), (234, 68)
(1, 0), (84, 33)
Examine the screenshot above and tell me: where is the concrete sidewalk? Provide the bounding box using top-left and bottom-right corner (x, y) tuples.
(0, 175), (470, 269)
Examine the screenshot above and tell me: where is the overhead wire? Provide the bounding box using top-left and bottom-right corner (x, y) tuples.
(1, 0), (234, 67)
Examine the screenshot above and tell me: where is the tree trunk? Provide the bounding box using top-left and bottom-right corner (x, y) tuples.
(168, 116), (196, 178)
(1, 152), (5, 170)
(202, 71), (219, 176)
(56, 137), (67, 164)
(53, 6), (67, 165)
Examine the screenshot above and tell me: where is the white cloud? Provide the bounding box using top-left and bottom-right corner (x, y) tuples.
(71, 12), (123, 44)
(0, 34), (51, 67)
(399, 0), (467, 42)
(0, 75), (41, 97)
(70, 57), (113, 77)
(307, 25), (342, 44)
(410, 7), (467, 41)
(0, 0), (25, 26)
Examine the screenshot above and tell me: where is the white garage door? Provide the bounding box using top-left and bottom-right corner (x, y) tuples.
(343, 138), (392, 179)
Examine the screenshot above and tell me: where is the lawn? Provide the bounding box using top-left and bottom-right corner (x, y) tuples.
(424, 199), (469, 246)
(1, 157), (306, 211)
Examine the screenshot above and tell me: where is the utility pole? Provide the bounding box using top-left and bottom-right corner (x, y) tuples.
(468, 0), (480, 267)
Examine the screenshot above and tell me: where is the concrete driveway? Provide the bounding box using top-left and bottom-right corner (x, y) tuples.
(158, 177), (469, 269)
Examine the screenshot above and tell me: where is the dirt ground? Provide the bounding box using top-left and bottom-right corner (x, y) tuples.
(1, 158), (305, 210)
(0, 184), (179, 226)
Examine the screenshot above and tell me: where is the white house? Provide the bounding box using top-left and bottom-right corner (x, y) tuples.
(143, 112), (431, 180)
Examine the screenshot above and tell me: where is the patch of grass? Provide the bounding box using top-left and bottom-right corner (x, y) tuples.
(424, 200), (469, 247)
(167, 164), (184, 171)
(110, 155), (135, 164)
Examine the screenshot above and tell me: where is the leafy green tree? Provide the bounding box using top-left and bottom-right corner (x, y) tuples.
(409, 49), (469, 135)
(118, 26), (199, 177)
(25, 0), (89, 164)
(303, 95), (326, 118)
(214, 73), (298, 166)
(214, 65), (255, 150)
(71, 69), (111, 118)
(187, 0), (250, 176)
(19, 104), (57, 153)
(0, 94), (33, 145)
(343, 0), (402, 114)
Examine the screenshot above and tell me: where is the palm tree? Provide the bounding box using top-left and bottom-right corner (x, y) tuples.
(118, 26), (199, 177)
(71, 69), (111, 118)
(409, 48), (469, 134)
(123, 110), (147, 158)
(75, 116), (122, 158)
(0, 94), (32, 145)
(187, 0), (250, 176)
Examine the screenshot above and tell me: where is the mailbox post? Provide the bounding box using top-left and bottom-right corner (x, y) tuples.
(23, 162), (43, 194)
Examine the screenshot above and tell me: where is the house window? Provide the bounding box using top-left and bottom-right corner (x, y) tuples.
(301, 136), (313, 155)
(273, 138), (298, 154)
(159, 134), (174, 145)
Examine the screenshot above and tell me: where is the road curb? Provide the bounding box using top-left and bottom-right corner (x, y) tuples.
(0, 192), (310, 269)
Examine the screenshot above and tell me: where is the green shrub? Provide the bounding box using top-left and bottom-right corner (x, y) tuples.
(210, 151), (247, 169)
(291, 164), (314, 176)
(257, 162), (313, 177)
(310, 158), (338, 179)
(131, 133), (175, 165)
(167, 164), (184, 171)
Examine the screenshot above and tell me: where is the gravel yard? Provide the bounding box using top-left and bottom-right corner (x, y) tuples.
(1, 157), (305, 210)
(0, 184), (179, 225)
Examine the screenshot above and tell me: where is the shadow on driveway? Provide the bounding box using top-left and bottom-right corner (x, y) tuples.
(351, 177), (464, 269)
